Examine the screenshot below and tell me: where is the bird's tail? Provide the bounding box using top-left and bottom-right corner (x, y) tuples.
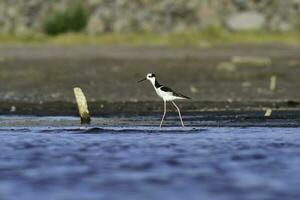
(177, 93), (191, 100)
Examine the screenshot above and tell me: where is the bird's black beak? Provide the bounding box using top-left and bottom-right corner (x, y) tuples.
(137, 78), (146, 83)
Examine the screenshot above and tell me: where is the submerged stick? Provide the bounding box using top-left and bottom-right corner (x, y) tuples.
(270, 76), (277, 91)
(73, 87), (91, 124)
(264, 108), (272, 117)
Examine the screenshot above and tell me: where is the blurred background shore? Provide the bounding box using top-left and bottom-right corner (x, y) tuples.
(1, 0), (300, 115)
(1, 0), (300, 45)
(1, 1), (300, 36)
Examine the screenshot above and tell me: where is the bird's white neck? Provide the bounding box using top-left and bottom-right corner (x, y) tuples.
(149, 78), (161, 89)
(149, 78), (156, 86)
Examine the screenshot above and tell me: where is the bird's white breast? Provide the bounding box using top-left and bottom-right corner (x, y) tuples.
(155, 87), (182, 101)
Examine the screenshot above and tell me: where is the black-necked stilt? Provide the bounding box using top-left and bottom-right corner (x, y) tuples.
(138, 73), (190, 127)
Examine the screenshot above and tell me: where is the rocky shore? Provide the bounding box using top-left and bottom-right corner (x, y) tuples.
(1, 0), (300, 35)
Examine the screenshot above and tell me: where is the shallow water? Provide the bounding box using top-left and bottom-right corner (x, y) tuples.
(0, 117), (300, 200)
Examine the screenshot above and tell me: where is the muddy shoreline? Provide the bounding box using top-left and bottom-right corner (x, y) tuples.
(0, 101), (299, 127)
(1, 45), (300, 119)
(0, 100), (299, 115)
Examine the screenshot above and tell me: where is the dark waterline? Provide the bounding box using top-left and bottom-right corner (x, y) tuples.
(0, 123), (299, 200)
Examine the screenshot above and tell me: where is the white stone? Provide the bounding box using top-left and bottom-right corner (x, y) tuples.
(226, 11), (266, 31)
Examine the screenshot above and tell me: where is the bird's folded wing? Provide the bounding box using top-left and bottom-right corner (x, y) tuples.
(160, 86), (191, 99)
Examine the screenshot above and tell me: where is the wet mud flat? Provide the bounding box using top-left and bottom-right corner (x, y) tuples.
(1, 45), (300, 118)
(0, 120), (300, 200)
(0, 45), (300, 103)
(0, 110), (300, 127)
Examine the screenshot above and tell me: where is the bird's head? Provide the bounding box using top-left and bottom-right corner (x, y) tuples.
(138, 73), (156, 83)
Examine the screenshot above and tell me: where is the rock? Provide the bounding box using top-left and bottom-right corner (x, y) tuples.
(242, 81), (252, 88)
(232, 0), (250, 10)
(87, 13), (106, 34)
(10, 106), (16, 112)
(190, 85), (199, 94)
(269, 16), (292, 32)
(217, 62), (237, 73)
(226, 11), (266, 31)
(231, 56), (271, 66)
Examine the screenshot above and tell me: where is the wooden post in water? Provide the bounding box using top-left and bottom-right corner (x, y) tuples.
(73, 87), (91, 124)
(264, 108), (272, 117)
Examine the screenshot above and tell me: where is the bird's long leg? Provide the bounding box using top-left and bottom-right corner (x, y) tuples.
(171, 101), (184, 127)
(160, 101), (167, 128)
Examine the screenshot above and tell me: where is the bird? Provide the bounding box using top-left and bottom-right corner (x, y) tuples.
(138, 73), (190, 127)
